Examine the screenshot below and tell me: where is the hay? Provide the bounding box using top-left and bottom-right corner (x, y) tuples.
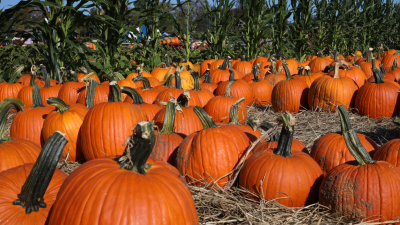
(4, 106), (400, 224)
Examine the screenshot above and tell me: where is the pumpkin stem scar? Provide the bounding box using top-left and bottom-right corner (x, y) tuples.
(12, 131), (68, 214)
(114, 121), (156, 174)
(0, 98), (25, 143)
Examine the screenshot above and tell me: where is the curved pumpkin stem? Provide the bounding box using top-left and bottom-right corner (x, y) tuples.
(331, 50), (338, 62)
(12, 131), (68, 215)
(193, 106), (219, 129)
(163, 73), (175, 88)
(282, 60), (293, 80)
(160, 98), (177, 134)
(379, 63), (387, 74)
(228, 69), (235, 81)
(0, 98), (24, 143)
(103, 74), (115, 82)
(8, 65), (25, 84)
(174, 71), (183, 89)
(297, 66), (304, 76)
(47, 97), (70, 114)
(40, 65), (51, 88)
(223, 81), (234, 97)
(220, 57), (230, 70)
(252, 67), (260, 82)
(352, 54), (359, 64)
(79, 72), (96, 82)
(111, 72), (125, 81)
(114, 121), (156, 174)
(372, 62), (384, 84)
(85, 78), (99, 109)
(274, 113), (295, 157)
(337, 105), (376, 166)
(29, 68), (37, 87)
(121, 86), (145, 105)
(32, 84), (44, 108)
(133, 76), (152, 90)
(391, 58), (398, 71)
(228, 97), (245, 125)
(108, 81), (122, 102)
(377, 45), (384, 59)
(161, 67), (174, 82)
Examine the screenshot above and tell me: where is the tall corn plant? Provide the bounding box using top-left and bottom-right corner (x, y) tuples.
(266, 0), (292, 56)
(238, 0), (275, 59)
(16, 0), (92, 82)
(200, 0), (236, 58)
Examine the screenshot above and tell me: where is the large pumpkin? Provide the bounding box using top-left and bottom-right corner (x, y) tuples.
(308, 63), (358, 112)
(0, 98), (40, 173)
(170, 67), (194, 90)
(176, 107), (251, 187)
(0, 65), (25, 102)
(310, 106), (378, 176)
(239, 113), (323, 207)
(233, 55), (253, 75)
(276, 58), (298, 75)
(78, 82), (148, 161)
(17, 73), (38, 108)
(271, 61), (309, 113)
(11, 84), (54, 147)
(48, 122), (199, 225)
(319, 108), (400, 222)
(381, 51), (400, 72)
(0, 132), (68, 224)
(373, 139), (400, 168)
(354, 66), (400, 118)
(308, 52), (333, 73)
(42, 98), (89, 162)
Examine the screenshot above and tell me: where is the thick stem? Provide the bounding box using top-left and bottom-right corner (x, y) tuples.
(252, 67), (260, 82)
(333, 63), (340, 78)
(12, 131), (68, 214)
(47, 98), (70, 114)
(337, 105), (376, 165)
(160, 98), (177, 134)
(282, 61), (293, 80)
(372, 66), (385, 84)
(174, 71), (182, 89)
(353, 55), (359, 64)
(29, 73), (36, 87)
(304, 66), (311, 76)
(108, 81), (122, 102)
(161, 67), (174, 82)
(316, 52), (323, 58)
(366, 48), (373, 63)
(114, 121), (156, 174)
(273, 113), (295, 157)
(0, 98), (24, 142)
(221, 57), (229, 70)
(8, 65), (24, 84)
(297, 66), (304, 76)
(177, 91), (190, 107)
(391, 58), (398, 71)
(193, 106), (219, 129)
(192, 72), (202, 91)
(111, 72), (125, 81)
(132, 76), (152, 90)
(103, 74), (115, 82)
(379, 64), (387, 74)
(85, 79), (98, 109)
(228, 69), (235, 81)
(32, 84), (44, 108)
(223, 81), (234, 97)
(332, 50), (338, 61)
(202, 69), (211, 82)
(165, 54), (170, 67)
(228, 97), (245, 125)
(79, 72), (95, 82)
(40, 65), (50, 88)
(121, 86), (145, 104)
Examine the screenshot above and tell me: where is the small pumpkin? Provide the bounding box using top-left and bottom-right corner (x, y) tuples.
(191, 72), (214, 107)
(308, 52), (333, 73)
(0, 65), (25, 102)
(127, 76), (162, 104)
(233, 55), (253, 75)
(76, 78), (110, 106)
(38, 65), (61, 109)
(199, 69), (218, 93)
(210, 57), (243, 84)
(57, 71), (86, 105)
(151, 55), (176, 81)
(200, 55), (216, 75)
(121, 86), (161, 121)
(292, 66), (324, 87)
(263, 60), (286, 86)
(248, 66), (273, 106)
(373, 138), (400, 168)
(359, 48), (380, 78)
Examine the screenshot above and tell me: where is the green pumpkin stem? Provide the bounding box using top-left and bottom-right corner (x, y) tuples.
(297, 66), (304, 76)
(85, 79), (98, 109)
(391, 58), (398, 71)
(221, 57), (230, 70)
(47, 98), (70, 114)
(133, 76), (152, 90)
(12, 131), (68, 215)
(108, 82), (122, 102)
(40, 65), (51, 88)
(337, 105), (376, 165)
(332, 50), (338, 62)
(223, 81), (234, 97)
(202, 69), (211, 82)
(282, 60), (293, 80)
(164, 74), (175, 88)
(0, 98), (24, 142)
(29, 73), (36, 87)
(353, 54), (359, 64)
(228, 97), (245, 125)
(304, 66), (311, 76)
(160, 98), (177, 134)
(32, 84), (44, 108)
(377, 46), (383, 59)
(273, 113), (295, 157)
(114, 121), (156, 174)
(8, 65), (24, 84)
(121, 86), (145, 104)
(192, 72), (202, 91)
(228, 69), (235, 81)
(372, 64), (384, 84)
(174, 71), (182, 89)
(165, 54), (170, 67)
(79, 72), (95, 82)
(193, 106), (219, 129)
(161, 67), (174, 82)
(252, 67), (260, 82)
(366, 48), (373, 63)
(103, 74), (115, 82)
(111, 72), (125, 81)
(379, 64), (387, 74)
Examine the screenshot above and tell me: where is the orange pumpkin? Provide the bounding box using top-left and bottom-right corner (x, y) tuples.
(0, 65), (25, 102)
(121, 86), (161, 121)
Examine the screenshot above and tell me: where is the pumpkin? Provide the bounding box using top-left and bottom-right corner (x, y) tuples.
(0, 65), (25, 102)
(78, 82), (148, 161)
(171, 67), (194, 90)
(76, 79), (110, 107)
(204, 81), (247, 124)
(42, 98), (89, 162)
(176, 106), (251, 187)
(292, 66), (324, 87)
(126, 66), (152, 79)
(271, 61), (309, 113)
(308, 63), (358, 112)
(151, 55), (176, 81)
(310, 106), (378, 176)
(38, 65), (61, 109)
(239, 113), (323, 207)
(154, 72), (201, 108)
(57, 72), (86, 105)
(209, 58), (225, 72)
(0, 98), (40, 173)
(126, 76), (162, 104)
(382, 49), (398, 58)
(17, 66), (45, 88)
(263, 60), (286, 86)
(48, 122), (199, 225)
(0, 131), (68, 224)
(214, 69), (254, 106)
(359, 49), (380, 78)
(308, 52), (333, 73)
(199, 69), (218, 93)
(17, 72), (38, 108)
(319, 107), (400, 222)
(242, 63), (263, 83)
(154, 92), (203, 136)
(150, 98), (185, 165)
(253, 55), (269, 65)
(248, 66), (273, 106)
(179, 60), (194, 70)
(200, 56), (216, 75)
(387, 58), (400, 81)
(152, 73), (176, 92)
(381, 50), (400, 72)
(210, 57), (243, 83)
(193, 62), (201, 73)
(11, 84), (54, 147)
(259, 61), (272, 77)
(327, 61), (368, 88)
(233, 55), (253, 75)
(77, 68), (100, 83)
(366, 64), (396, 83)
(191, 73), (214, 107)
(306, 54), (317, 61)
(121, 86), (161, 121)
(276, 58), (299, 76)
(354, 64), (400, 118)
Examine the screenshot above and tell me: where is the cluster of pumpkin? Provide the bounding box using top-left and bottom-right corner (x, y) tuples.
(0, 48), (399, 224)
